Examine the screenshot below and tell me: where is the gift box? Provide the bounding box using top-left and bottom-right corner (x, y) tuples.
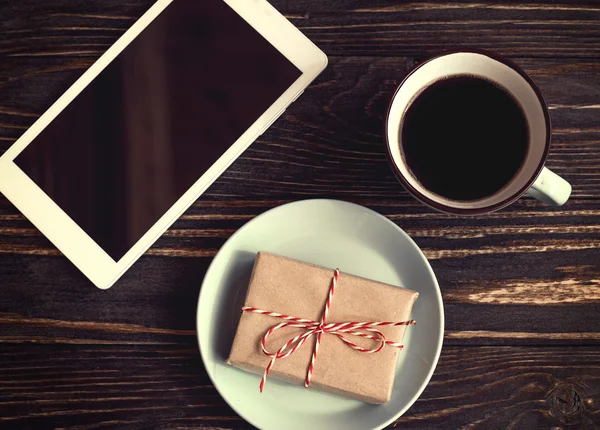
(227, 252), (419, 404)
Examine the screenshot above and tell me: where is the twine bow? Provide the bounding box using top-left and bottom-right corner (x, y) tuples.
(242, 269), (416, 392)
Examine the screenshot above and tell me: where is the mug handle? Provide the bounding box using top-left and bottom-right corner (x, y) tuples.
(526, 167), (571, 206)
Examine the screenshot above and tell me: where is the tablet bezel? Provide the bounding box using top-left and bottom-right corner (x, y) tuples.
(0, 0), (327, 289)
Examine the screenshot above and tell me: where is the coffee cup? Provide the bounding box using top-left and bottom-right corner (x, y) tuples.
(385, 50), (571, 215)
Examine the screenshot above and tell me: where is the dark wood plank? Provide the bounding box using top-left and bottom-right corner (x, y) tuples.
(0, 198), (598, 346)
(0, 343), (598, 429)
(283, 1), (600, 58)
(2, 0), (600, 58)
(1, 56), (599, 198)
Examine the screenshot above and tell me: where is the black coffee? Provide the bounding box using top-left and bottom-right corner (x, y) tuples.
(400, 75), (529, 201)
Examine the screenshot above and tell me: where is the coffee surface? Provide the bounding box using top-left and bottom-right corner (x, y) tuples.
(400, 75), (529, 201)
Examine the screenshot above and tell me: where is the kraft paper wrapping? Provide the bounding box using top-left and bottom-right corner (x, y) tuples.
(227, 252), (419, 404)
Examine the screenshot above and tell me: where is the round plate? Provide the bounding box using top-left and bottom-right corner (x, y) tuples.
(197, 200), (444, 430)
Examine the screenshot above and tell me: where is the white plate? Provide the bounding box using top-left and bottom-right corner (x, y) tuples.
(197, 199), (444, 430)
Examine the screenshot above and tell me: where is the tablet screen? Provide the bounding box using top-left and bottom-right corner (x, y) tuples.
(15, 0), (301, 261)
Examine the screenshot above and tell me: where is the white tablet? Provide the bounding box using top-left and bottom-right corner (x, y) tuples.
(0, 0), (327, 289)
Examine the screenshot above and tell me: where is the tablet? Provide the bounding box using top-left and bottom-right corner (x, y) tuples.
(0, 0), (327, 289)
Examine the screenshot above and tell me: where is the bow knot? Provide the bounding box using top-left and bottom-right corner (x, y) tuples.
(242, 269), (416, 392)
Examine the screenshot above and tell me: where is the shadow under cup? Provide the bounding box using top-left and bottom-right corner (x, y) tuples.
(385, 50), (551, 215)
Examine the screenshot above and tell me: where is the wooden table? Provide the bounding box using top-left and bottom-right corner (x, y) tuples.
(1, 1), (599, 428)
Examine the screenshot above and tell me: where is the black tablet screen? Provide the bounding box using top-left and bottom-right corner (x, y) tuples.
(15, 0), (301, 261)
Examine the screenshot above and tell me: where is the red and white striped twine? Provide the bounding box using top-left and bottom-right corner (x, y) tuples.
(242, 269), (416, 393)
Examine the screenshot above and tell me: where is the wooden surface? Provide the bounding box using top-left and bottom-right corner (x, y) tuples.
(1, 0), (600, 428)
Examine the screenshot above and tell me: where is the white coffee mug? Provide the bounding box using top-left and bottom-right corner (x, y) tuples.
(385, 50), (571, 215)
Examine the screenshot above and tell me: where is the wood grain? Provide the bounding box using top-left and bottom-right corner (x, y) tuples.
(0, 197), (599, 342)
(0, 344), (598, 428)
(1, 0), (600, 428)
(1, 56), (600, 199)
(3, 0), (600, 58)
(0, 198), (598, 347)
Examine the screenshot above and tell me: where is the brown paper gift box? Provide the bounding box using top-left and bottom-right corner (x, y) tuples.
(227, 252), (419, 404)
